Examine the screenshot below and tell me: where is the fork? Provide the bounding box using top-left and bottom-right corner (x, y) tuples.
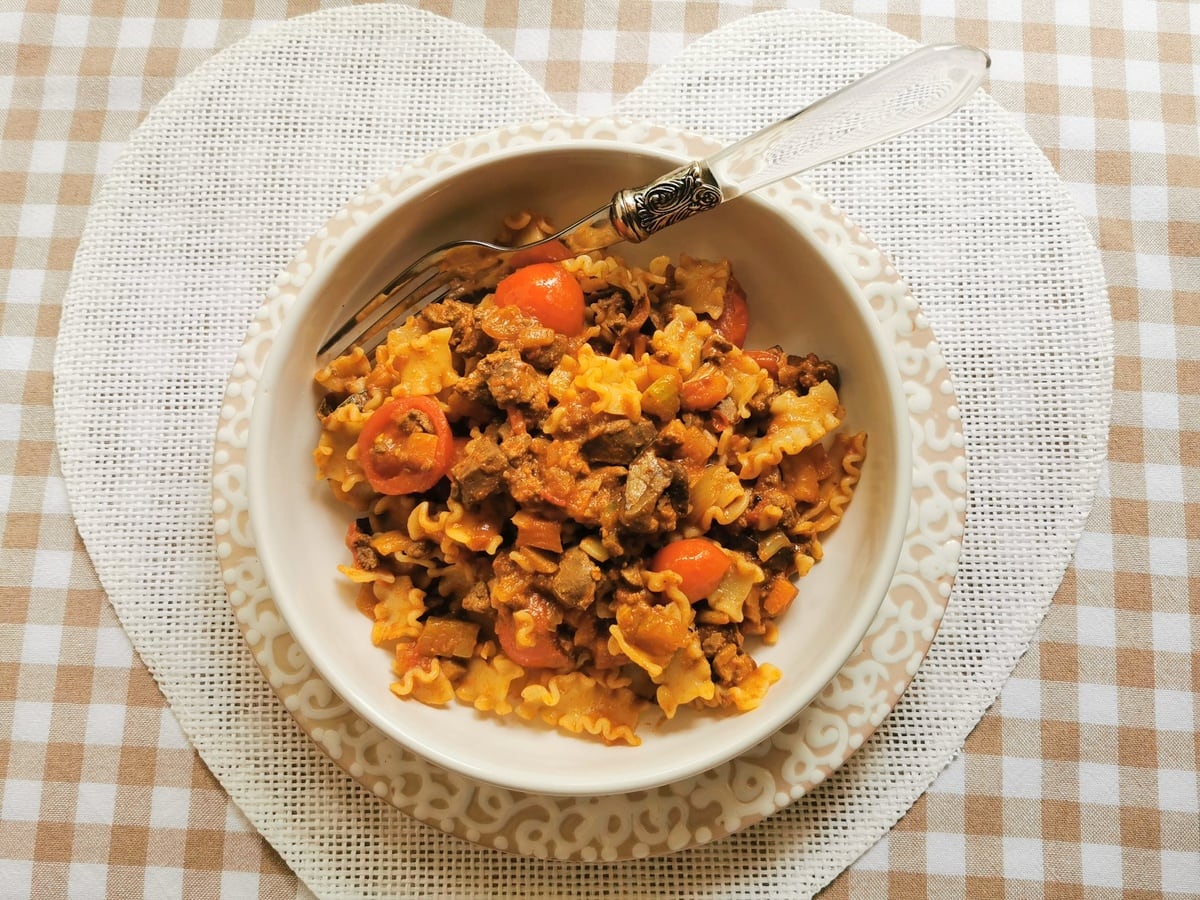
(317, 43), (990, 365)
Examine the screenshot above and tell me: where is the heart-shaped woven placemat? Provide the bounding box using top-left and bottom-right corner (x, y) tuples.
(54, 6), (1110, 897)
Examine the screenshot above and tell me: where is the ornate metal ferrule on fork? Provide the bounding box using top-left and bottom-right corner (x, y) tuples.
(609, 161), (724, 243)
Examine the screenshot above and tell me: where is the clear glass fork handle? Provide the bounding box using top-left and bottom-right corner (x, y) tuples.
(609, 44), (989, 242)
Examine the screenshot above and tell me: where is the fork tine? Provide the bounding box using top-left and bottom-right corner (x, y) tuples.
(317, 262), (451, 365)
(356, 279), (457, 359)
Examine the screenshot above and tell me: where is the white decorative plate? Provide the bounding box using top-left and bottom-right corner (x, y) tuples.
(211, 118), (965, 861)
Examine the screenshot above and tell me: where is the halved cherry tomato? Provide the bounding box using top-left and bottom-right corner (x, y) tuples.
(651, 537), (731, 604)
(710, 281), (749, 347)
(356, 396), (453, 495)
(495, 596), (569, 668)
(744, 349), (779, 378)
(492, 262), (585, 335)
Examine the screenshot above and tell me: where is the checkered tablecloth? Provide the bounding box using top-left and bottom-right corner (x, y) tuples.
(1, 1), (1196, 898)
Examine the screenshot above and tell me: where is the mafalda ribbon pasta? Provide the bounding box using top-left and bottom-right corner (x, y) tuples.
(314, 211), (866, 745)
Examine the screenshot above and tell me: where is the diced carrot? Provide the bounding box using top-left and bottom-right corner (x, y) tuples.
(680, 368), (729, 411)
(762, 577), (799, 617)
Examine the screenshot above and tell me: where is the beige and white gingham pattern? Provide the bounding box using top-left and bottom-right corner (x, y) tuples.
(1, 1), (1196, 898)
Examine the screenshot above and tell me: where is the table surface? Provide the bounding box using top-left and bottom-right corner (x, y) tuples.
(1, 1), (1196, 897)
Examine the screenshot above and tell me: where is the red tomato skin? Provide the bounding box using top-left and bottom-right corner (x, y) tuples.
(651, 538), (731, 604)
(355, 396), (453, 495)
(508, 240), (572, 269)
(744, 349), (779, 378)
(495, 597), (569, 669)
(711, 283), (749, 348)
(493, 262), (585, 335)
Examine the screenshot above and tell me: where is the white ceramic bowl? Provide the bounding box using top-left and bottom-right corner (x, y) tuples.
(247, 125), (911, 797)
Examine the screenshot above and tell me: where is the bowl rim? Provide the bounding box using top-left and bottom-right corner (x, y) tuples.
(246, 126), (913, 796)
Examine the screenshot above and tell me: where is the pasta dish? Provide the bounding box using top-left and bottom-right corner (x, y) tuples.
(313, 212), (865, 745)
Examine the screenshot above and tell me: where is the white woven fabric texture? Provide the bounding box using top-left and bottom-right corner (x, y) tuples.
(52, 5), (1111, 899)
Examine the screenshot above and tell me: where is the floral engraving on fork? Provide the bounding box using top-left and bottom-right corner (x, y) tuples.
(611, 161), (723, 243)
